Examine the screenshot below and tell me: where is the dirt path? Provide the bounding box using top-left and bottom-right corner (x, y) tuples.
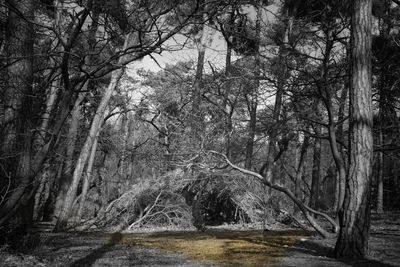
(2, 227), (400, 267)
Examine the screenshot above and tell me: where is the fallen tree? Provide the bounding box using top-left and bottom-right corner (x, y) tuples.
(208, 150), (339, 238)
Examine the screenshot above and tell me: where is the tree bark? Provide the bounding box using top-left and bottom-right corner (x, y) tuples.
(53, 91), (85, 219)
(0, 0), (34, 228)
(335, 0), (373, 259)
(76, 133), (99, 222)
(377, 130), (384, 213)
(294, 133), (310, 215)
(191, 12), (212, 139)
(310, 130), (322, 210)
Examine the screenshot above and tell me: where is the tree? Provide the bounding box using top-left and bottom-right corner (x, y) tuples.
(0, 0), (35, 228)
(335, 0), (373, 259)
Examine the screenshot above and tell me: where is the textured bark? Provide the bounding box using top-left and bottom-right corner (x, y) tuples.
(244, 103), (257, 169)
(335, 0), (373, 259)
(377, 130), (384, 213)
(0, 0), (34, 227)
(310, 132), (322, 210)
(2, 0), (34, 155)
(335, 85), (348, 213)
(294, 134), (310, 215)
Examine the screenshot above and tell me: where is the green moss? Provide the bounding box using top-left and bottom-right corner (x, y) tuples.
(117, 230), (309, 266)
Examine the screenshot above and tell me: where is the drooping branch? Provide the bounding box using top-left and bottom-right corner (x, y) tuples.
(208, 150), (338, 238)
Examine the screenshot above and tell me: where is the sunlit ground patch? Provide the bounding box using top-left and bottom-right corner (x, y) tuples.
(117, 229), (309, 266)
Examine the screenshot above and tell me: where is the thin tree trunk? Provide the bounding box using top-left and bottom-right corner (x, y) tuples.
(335, 85), (348, 213)
(335, 0), (373, 259)
(244, 2), (262, 170)
(294, 133), (310, 215)
(377, 129), (384, 213)
(263, 1), (298, 180)
(191, 12), (212, 138)
(310, 131), (322, 210)
(223, 9), (234, 159)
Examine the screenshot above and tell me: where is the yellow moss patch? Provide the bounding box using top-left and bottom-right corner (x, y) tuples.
(118, 230), (308, 266)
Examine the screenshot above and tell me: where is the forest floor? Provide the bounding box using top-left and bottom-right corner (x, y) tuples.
(1, 213), (400, 267)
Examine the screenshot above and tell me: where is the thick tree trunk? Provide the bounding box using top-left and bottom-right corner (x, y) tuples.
(76, 134), (99, 222)
(0, 0), (34, 228)
(335, 0), (373, 259)
(244, 103), (257, 169)
(53, 92), (85, 218)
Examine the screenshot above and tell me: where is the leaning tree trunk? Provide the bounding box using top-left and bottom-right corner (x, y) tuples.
(54, 35), (130, 231)
(76, 133), (99, 222)
(335, 0), (373, 259)
(53, 91), (85, 219)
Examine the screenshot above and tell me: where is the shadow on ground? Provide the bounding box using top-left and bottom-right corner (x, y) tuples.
(70, 232), (123, 267)
(285, 239), (397, 267)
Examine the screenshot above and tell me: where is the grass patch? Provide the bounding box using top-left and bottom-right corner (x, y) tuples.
(117, 230), (309, 266)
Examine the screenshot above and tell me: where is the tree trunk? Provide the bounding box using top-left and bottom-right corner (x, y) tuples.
(54, 35), (130, 231)
(223, 9), (234, 159)
(244, 2), (262, 170)
(0, 0), (34, 228)
(335, 0), (373, 259)
(294, 133), (310, 215)
(53, 91), (85, 218)
(310, 132), (322, 210)
(377, 130), (384, 213)
(244, 102), (257, 169)
(76, 133), (99, 222)
(262, 1), (298, 180)
(191, 12), (212, 139)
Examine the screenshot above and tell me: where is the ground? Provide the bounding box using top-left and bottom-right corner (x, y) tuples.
(1, 216), (400, 266)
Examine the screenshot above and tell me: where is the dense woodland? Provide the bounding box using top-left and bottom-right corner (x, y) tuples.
(0, 0), (399, 261)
